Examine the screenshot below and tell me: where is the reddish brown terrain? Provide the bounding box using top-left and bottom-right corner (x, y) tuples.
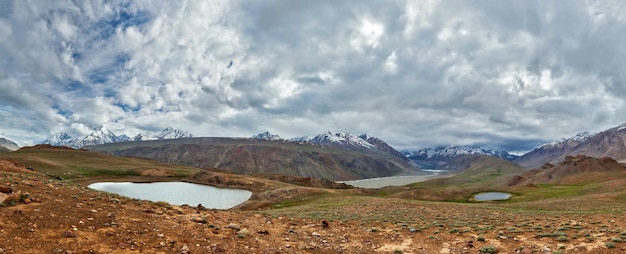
(3, 159), (626, 254)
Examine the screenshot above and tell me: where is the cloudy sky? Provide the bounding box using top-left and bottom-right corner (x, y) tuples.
(1, 0), (626, 153)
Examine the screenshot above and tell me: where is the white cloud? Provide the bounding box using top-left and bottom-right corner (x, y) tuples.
(1, 0), (626, 153)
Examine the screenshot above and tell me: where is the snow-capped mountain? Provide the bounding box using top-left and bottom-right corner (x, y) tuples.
(543, 132), (592, 149)
(359, 134), (408, 160)
(133, 127), (193, 141)
(292, 131), (377, 149)
(515, 123), (626, 169)
(43, 127), (193, 148)
(402, 145), (519, 161)
(0, 137), (19, 151)
(68, 128), (130, 148)
(251, 131), (282, 140)
(43, 133), (73, 146)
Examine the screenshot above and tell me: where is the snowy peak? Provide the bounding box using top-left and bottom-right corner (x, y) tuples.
(0, 138), (19, 151)
(68, 127), (130, 148)
(515, 122), (626, 169)
(251, 131), (282, 140)
(543, 131), (592, 149)
(155, 127), (193, 140)
(43, 127), (193, 148)
(43, 133), (73, 146)
(133, 127), (193, 141)
(292, 131), (376, 149)
(402, 145), (518, 161)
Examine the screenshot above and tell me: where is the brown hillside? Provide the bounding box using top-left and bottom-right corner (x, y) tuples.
(88, 138), (415, 180)
(510, 155), (626, 185)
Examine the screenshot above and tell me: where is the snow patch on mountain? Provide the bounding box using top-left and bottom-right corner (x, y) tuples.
(251, 131), (282, 140)
(0, 138), (20, 151)
(68, 128), (130, 148)
(133, 127), (193, 141)
(543, 131), (592, 148)
(292, 131), (376, 149)
(43, 127), (193, 148)
(402, 145), (518, 161)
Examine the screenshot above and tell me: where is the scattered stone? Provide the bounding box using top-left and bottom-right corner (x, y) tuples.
(157, 233), (164, 238)
(466, 240), (474, 248)
(191, 216), (207, 224)
(180, 245), (190, 254)
(257, 230), (270, 235)
(172, 207), (184, 214)
(322, 220), (329, 228)
(312, 232), (321, 237)
(227, 223), (240, 231)
(62, 230), (77, 238)
(409, 228), (418, 233)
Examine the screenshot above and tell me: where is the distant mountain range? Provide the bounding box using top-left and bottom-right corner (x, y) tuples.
(402, 146), (518, 161)
(43, 127), (193, 148)
(514, 123), (626, 169)
(38, 121), (626, 174)
(398, 145), (518, 170)
(88, 134), (417, 180)
(0, 137), (19, 151)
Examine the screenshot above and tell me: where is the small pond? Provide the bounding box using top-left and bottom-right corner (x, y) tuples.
(88, 182), (252, 209)
(473, 192), (512, 201)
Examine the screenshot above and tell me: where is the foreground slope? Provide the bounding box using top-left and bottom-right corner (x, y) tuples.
(2, 165), (626, 253)
(88, 137), (416, 180)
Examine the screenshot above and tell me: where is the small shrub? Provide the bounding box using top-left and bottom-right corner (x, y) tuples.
(557, 236), (568, 242)
(606, 242), (616, 249)
(480, 246), (497, 253)
(477, 236), (486, 242)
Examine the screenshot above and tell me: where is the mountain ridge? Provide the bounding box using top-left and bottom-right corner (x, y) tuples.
(0, 138), (20, 151)
(88, 136), (417, 181)
(43, 127), (193, 149)
(514, 123), (626, 169)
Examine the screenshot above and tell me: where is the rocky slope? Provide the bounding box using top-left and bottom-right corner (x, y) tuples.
(88, 137), (416, 181)
(509, 155), (626, 186)
(515, 123), (626, 169)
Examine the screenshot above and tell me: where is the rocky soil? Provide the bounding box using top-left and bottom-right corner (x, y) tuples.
(2, 160), (626, 253)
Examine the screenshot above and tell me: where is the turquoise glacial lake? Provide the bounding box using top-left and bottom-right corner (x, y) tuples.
(88, 181), (252, 209)
(473, 192), (512, 201)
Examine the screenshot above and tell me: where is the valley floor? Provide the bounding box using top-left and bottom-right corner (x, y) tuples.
(2, 169), (626, 253)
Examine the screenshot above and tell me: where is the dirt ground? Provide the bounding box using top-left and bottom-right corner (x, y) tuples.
(2, 165), (626, 253)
